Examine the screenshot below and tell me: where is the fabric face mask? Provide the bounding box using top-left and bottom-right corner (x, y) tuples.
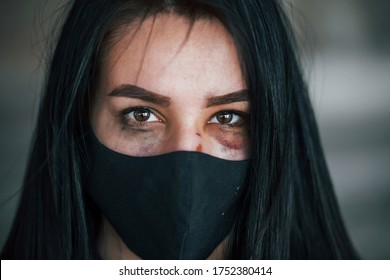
(86, 132), (249, 260)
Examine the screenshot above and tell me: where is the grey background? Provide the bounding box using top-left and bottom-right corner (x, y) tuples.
(0, 0), (389, 259)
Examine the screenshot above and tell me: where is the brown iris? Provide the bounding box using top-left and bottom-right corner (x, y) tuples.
(133, 108), (151, 122)
(216, 112), (233, 124)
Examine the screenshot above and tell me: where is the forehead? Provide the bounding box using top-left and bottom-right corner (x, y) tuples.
(98, 13), (245, 98)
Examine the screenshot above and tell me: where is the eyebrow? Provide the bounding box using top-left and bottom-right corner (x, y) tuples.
(108, 84), (171, 106)
(206, 90), (249, 107)
(108, 84), (249, 107)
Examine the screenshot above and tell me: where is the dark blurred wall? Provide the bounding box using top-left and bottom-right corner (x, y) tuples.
(0, 0), (45, 250)
(0, 0), (389, 259)
(293, 0), (390, 259)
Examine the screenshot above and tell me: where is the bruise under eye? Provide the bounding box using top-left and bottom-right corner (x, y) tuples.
(207, 115), (250, 150)
(214, 128), (248, 150)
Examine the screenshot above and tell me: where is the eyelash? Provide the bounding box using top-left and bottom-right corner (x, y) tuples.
(120, 106), (248, 128)
(121, 106), (161, 128)
(208, 110), (247, 127)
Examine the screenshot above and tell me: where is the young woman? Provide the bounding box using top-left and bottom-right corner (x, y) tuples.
(1, 0), (357, 259)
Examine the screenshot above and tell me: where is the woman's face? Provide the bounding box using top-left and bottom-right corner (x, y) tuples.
(90, 14), (250, 161)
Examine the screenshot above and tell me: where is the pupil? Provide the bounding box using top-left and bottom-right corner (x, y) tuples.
(134, 109), (150, 122)
(217, 113), (232, 124)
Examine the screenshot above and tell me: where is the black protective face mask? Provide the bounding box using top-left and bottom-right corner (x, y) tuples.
(86, 132), (249, 260)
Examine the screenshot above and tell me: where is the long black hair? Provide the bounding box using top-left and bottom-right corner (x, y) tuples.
(1, 0), (357, 259)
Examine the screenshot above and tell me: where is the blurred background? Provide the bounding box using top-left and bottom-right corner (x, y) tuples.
(0, 0), (389, 259)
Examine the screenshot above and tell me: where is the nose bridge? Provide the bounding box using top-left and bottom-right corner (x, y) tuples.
(164, 121), (202, 153)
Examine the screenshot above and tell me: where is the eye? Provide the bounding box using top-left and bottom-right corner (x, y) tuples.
(125, 107), (160, 123)
(208, 111), (242, 125)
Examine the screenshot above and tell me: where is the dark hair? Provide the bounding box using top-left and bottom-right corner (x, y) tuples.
(1, 0), (357, 259)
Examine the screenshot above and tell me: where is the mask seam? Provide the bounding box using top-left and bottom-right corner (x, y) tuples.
(179, 153), (192, 259)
